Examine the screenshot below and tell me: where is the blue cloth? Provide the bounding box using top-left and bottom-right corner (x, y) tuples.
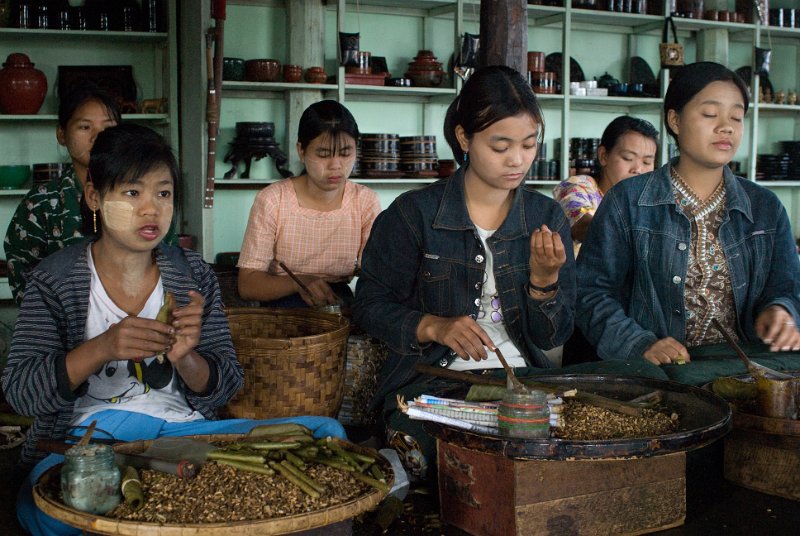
(354, 168), (576, 409)
(576, 159), (800, 361)
(17, 410), (346, 536)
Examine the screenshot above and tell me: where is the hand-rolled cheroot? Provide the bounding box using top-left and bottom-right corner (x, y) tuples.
(155, 292), (175, 364)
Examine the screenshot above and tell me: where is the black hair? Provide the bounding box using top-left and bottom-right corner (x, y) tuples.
(81, 124), (180, 236)
(297, 100), (360, 154)
(664, 61), (749, 141)
(58, 81), (121, 129)
(444, 65), (544, 163)
(600, 116), (659, 153)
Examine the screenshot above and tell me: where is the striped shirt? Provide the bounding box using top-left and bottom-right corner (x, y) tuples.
(1, 240), (243, 467)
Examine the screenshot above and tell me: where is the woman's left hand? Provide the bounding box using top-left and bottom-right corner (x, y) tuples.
(528, 224), (566, 286)
(755, 305), (800, 352)
(166, 290), (205, 362)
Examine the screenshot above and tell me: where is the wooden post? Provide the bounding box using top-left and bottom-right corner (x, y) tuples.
(285, 0), (326, 175)
(478, 0), (527, 75)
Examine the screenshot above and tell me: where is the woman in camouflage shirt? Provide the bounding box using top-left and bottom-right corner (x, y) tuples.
(4, 83), (121, 304)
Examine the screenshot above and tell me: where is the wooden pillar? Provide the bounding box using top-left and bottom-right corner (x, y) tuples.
(478, 0), (528, 75)
(285, 0), (326, 175)
(697, 28), (729, 66)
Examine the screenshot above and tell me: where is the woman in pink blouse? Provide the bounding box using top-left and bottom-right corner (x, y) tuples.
(237, 101), (380, 307)
(553, 116), (658, 255)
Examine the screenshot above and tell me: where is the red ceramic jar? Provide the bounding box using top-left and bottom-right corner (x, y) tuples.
(304, 66), (327, 84)
(0, 53), (47, 115)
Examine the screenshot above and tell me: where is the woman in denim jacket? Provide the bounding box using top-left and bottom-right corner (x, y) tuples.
(354, 66), (575, 477)
(577, 62), (800, 369)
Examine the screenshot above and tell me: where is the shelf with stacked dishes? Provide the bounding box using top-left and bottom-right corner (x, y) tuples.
(0, 114), (170, 122)
(0, 1), (178, 302)
(222, 80), (455, 101)
(0, 28), (169, 42)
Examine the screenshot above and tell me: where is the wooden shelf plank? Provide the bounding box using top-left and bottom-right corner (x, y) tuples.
(0, 28), (168, 42)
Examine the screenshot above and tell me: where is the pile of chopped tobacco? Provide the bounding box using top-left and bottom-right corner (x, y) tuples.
(553, 400), (679, 440)
(104, 461), (372, 524)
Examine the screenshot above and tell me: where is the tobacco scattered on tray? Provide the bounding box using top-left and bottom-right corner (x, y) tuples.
(100, 460), (375, 523)
(553, 400), (679, 440)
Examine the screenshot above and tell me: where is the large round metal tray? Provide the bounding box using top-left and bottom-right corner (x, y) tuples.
(426, 374), (732, 460)
(33, 434), (391, 535)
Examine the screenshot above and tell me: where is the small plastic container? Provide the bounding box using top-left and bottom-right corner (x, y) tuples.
(60, 444), (121, 514)
(497, 389), (550, 439)
(379, 448), (409, 500)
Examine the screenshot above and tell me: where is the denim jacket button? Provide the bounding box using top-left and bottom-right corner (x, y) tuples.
(423, 271), (431, 278)
(475, 254), (484, 264)
(678, 243), (687, 251)
(672, 275), (682, 284)
(475, 282), (482, 290)
(474, 298), (481, 306)
(439, 358), (449, 367)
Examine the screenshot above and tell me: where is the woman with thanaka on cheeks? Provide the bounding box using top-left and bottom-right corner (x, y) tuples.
(576, 62), (800, 371)
(237, 100), (380, 308)
(3, 124), (345, 536)
(354, 66), (575, 479)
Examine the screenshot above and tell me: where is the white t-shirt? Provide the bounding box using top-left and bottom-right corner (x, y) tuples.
(70, 246), (203, 426)
(448, 226), (527, 372)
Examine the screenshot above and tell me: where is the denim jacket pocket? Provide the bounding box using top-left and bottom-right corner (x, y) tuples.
(739, 228), (774, 291)
(420, 256), (452, 316)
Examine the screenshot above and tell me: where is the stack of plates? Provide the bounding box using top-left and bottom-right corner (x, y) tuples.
(32, 163), (66, 186)
(781, 141), (800, 181)
(359, 133), (401, 178)
(756, 154), (791, 181)
(399, 136), (438, 178)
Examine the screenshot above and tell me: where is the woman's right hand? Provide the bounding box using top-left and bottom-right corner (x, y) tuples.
(416, 315), (495, 362)
(100, 316), (174, 363)
(294, 275), (340, 306)
(643, 337), (690, 366)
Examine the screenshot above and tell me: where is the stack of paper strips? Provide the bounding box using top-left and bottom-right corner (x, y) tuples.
(399, 393), (566, 435)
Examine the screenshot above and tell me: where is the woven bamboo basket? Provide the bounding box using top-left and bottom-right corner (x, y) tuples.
(33, 434), (392, 535)
(224, 307), (350, 419)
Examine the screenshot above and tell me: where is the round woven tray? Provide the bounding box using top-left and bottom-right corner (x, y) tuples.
(33, 434), (392, 535)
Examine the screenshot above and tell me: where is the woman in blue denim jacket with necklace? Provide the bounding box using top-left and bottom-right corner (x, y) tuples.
(577, 62), (800, 374)
(354, 66), (575, 478)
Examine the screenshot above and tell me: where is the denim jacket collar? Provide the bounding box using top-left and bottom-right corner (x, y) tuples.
(639, 158), (754, 223)
(432, 167), (529, 240)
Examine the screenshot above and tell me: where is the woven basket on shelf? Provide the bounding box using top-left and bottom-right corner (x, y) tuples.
(224, 307), (350, 419)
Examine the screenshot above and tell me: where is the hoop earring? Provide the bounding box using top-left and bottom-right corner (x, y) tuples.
(92, 210), (97, 234)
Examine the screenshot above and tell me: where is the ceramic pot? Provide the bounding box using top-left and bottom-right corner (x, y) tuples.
(245, 59), (281, 82)
(0, 53), (47, 115)
(304, 66), (327, 84)
(405, 69), (443, 87)
(282, 64), (302, 83)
